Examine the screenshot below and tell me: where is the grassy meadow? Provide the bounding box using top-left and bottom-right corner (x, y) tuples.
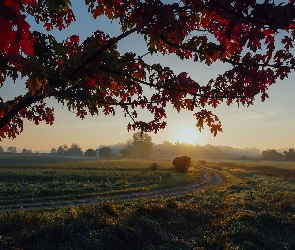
(0, 154), (201, 204)
(0, 155), (295, 249)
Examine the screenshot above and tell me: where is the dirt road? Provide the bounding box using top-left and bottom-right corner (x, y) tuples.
(0, 168), (222, 211)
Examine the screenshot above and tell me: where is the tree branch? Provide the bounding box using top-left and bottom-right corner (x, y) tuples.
(67, 28), (137, 80)
(223, 58), (295, 70)
(97, 65), (248, 99)
(209, 1), (265, 26)
(160, 36), (295, 70)
(0, 93), (46, 130)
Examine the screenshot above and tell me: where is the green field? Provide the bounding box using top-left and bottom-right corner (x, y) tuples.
(0, 154), (201, 204)
(0, 156), (295, 249)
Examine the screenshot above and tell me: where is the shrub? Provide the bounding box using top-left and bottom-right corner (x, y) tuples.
(172, 156), (191, 173)
(99, 147), (112, 157)
(198, 160), (207, 165)
(150, 163), (160, 171)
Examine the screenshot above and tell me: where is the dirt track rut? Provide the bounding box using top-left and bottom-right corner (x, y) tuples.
(0, 168), (222, 211)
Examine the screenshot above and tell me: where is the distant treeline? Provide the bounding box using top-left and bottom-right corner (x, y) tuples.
(261, 148), (295, 161)
(151, 142), (260, 159)
(103, 141), (261, 159)
(3, 141), (294, 161)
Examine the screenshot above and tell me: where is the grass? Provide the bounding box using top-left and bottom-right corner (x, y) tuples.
(208, 158), (295, 170)
(1, 158), (295, 249)
(0, 155), (201, 204)
(148, 169), (202, 190)
(209, 159), (295, 181)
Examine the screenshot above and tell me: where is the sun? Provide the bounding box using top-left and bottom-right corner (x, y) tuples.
(177, 126), (199, 144)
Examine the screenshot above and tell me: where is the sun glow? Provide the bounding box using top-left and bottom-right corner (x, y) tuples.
(176, 126), (199, 145)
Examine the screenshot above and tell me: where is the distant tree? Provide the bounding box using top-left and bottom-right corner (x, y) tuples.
(84, 149), (97, 157)
(283, 149), (295, 161)
(63, 144), (69, 153)
(7, 146), (17, 153)
(119, 148), (130, 158)
(22, 148), (32, 154)
(261, 149), (283, 161)
(173, 156), (191, 173)
(120, 132), (153, 159)
(56, 146), (64, 155)
(56, 144), (68, 155)
(50, 147), (57, 154)
(119, 139), (133, 158)
(132, 132), (153, 158)
(99, 147), (112, 158)
(0, 146), (4, 152)
(162, 141), (173, 147)
(51, 143), (83, 156)
(67, 143), (83, 156)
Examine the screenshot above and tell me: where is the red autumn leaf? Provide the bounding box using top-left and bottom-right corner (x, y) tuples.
(0, 0), (294, 139)
(207, 98), (220, 108)
(88, 79), (96, 88)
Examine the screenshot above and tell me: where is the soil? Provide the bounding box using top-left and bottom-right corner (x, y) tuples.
(0, 167), (222, 211)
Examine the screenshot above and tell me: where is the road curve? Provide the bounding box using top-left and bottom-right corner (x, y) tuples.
(0, 168), (222, 211)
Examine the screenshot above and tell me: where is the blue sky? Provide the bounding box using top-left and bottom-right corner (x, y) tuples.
(1, 2), (295, 152)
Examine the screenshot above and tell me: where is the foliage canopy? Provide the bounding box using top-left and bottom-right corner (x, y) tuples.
(1, 0), (295, 140)
(99, 146), (112, 157)
(84, 148), (97, 157)
(261, 148), (295, 161)
(51, 143), (83, 156)
(7, 146), (17, 153)
(120, 132), (153, 159)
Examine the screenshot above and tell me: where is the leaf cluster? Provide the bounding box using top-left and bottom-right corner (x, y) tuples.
(1, 0), (295, 140)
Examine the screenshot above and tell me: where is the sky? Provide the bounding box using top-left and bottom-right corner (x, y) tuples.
(1, 2), (295, 153)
